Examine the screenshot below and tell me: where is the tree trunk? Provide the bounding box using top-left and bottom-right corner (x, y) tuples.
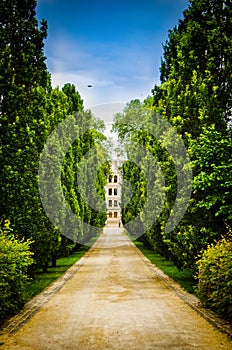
(52, 257), (57, 267)
(43, 262), (48, 273)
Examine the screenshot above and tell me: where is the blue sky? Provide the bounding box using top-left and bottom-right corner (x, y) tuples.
(36, 0), (189, 108)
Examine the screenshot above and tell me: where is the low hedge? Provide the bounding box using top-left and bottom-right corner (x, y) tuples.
(196, 235), (232, 322)
(0, 220), (34, 323)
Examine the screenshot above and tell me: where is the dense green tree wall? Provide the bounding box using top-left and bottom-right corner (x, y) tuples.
(113, 0), (232, 271)
(0, 220), (34, 322)
(0, 1), (109, 273)
(151, 0), (232, 269)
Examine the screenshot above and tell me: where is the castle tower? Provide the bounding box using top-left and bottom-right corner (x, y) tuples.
(105, 159), (122, 227)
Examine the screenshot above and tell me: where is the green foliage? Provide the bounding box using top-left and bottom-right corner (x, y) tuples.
(190, 126), (232, 225)
(0, 220), (34, 322)
(159, 0), (232, 130)
(62, 83), (83, 114)
(163, 127), (232, 270)
(0, 0), (57, 271)
(113, 1), (232, 277)
(121, 160), (146, 230)
(147, 0), (232, 271)
(112, 99), (190, 263)
(0, 1), (109, 274)
(196, 234), (232, 322)
(60, 111), (109, 242)
(0, 0), (49, 117)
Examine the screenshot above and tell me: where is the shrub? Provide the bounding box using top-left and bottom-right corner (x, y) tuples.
(0, 220), (34, 323)
(196, 235), (232, 322)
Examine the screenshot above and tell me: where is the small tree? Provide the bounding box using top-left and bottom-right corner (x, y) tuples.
(0, 220), (34, 323)
(196, 232), (232, 322)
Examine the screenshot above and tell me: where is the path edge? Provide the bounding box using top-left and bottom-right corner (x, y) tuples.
(125, 232), (232, 340)
(1, 228), (231, 341)
(0, 235), (100, 337)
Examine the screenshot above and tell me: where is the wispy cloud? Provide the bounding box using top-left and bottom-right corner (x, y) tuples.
(45, 34), (158, 107)
(37, 0), (189, 108)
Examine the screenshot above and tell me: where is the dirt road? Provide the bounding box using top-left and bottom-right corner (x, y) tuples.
(0, 228), (231, 349)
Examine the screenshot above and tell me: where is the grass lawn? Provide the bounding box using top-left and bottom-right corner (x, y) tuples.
(26, 245), (89, 301)
(132, 240), (196, 294)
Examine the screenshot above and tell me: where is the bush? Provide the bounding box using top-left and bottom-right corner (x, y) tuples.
(196, 235), (232, 322)
(0, 220), (34, 323)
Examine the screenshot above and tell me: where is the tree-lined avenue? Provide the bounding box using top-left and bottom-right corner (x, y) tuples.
(0, 228), (231, 350)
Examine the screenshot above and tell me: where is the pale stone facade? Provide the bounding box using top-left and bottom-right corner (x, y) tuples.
(105, 159), (122, 226)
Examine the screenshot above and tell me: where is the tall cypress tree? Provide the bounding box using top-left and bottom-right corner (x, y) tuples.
(0, 1), (109, 271)
(156, 0), (232, 138)
(0, 0), (49, 118)
(0, 0), (49, 220)
(0, 0), (52, 268)
(150, 0), (232, 268)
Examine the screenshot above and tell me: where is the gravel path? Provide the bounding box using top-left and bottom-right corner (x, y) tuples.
(0, 228), (231, 349)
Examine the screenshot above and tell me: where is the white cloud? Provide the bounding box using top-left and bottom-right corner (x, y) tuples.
(46, 35), (158, 107)
(90, 103), (125, 123)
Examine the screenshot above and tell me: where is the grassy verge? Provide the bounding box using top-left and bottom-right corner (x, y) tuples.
(132, 239), (196, 294)
(26, 245), (90, 301)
